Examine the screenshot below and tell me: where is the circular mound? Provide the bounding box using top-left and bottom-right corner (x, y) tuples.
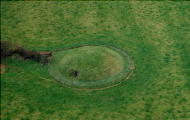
(48, 45), (134, 90)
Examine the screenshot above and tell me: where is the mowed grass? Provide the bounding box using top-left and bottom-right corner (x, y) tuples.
(1, 1), (190, 120)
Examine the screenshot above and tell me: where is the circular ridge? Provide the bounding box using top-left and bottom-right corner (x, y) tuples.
(48, 45), (134, 90)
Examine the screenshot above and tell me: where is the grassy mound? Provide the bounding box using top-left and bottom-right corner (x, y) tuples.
(48, 45), (134, 90)
(1, 2), (190, 120)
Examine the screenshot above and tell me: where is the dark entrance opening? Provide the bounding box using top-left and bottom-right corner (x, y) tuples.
(70, 70), (79, 77)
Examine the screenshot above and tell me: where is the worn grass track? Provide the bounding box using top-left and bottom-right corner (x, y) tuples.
(1, 1), (190, 120)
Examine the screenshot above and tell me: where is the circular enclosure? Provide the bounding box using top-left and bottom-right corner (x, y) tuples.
(48, 45), (134, 90)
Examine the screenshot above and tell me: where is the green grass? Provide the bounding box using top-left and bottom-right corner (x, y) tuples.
(48, 45), (132, 89)
(1, 1), (190, 120)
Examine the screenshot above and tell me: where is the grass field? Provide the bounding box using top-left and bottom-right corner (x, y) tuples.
(1, 1), (190, 120)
